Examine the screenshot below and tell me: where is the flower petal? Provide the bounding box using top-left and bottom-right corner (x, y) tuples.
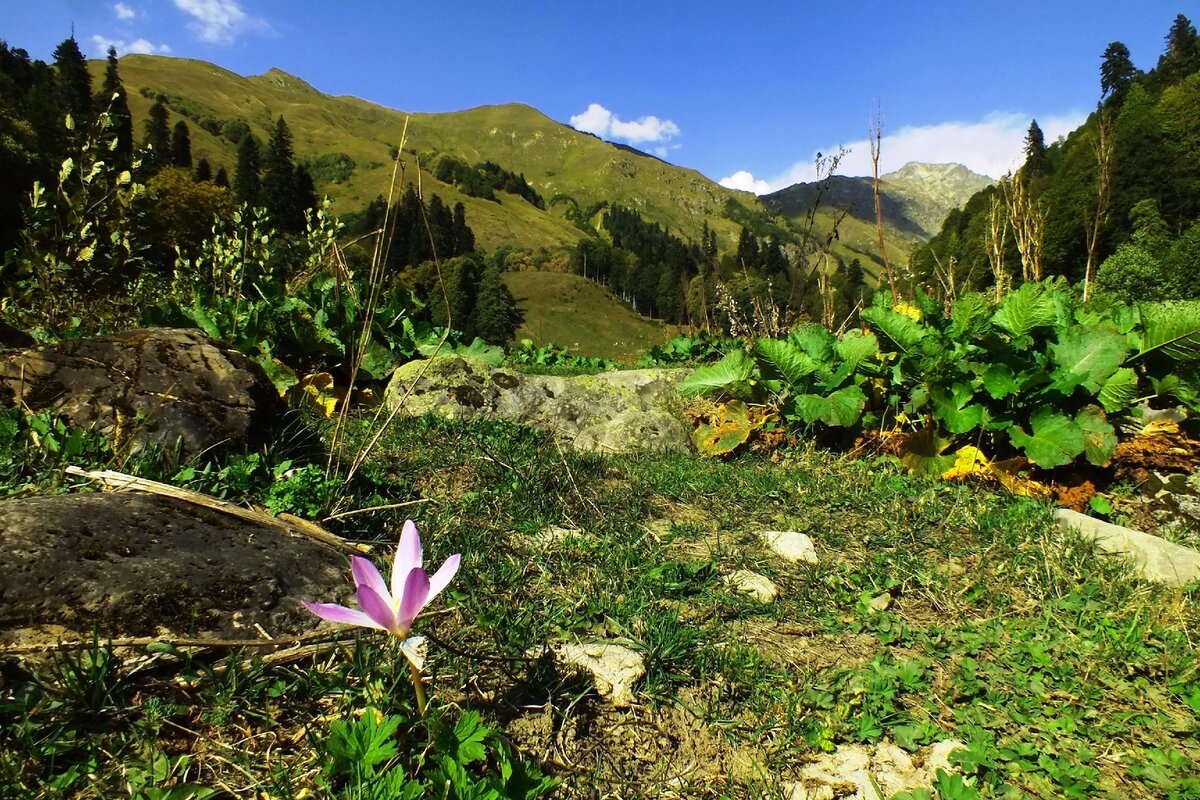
(392, 520), (422, 600)
(351, 556), (389, 601)
(425, 553), (461, 605)
(357, 583), (400, 635)
(396, 567), (431, 635)
(301, 600), (386, 630)
(399, 635), (428, 672)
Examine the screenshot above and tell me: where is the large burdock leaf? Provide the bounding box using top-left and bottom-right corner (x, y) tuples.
(1008, 406), (1085, 468)
(1097, 367), (1138, 413)
(862, 306), (926, 355)
(789, 323), (837, 362)
(1133, 300), (1200, 362)
(981, 363), (1019, 399)
(930, 382), (986, 434)
(693, 400), (754, 456)
(991, 281), (1058, 337)
(791, 386), (866, 427)
(1076, 405), (1117, 466)
(899, 427), (955, 477)
(679, 349), (755, 397)
(1049, 326), (1128, 394)
(754, 338), (821, 389)
(835, 329), (879, 370)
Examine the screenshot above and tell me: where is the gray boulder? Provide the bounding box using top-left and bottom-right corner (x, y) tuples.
(1055, 508), (1200, 587)
(384, 356), (692, 454)
(0, 327), (284, 457)
(0, 492), (351, 645)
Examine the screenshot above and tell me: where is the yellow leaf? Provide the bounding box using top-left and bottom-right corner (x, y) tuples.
(298, 372), (339, 417)
(942, 445), (991, 480)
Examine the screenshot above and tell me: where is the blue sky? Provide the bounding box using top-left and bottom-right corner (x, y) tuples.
(4, 1), (1190, 191)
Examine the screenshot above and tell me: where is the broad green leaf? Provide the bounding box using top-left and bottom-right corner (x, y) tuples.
(1049, 326), (1127, 394)
(1008, 406), (1085, 468)
(930, 382), (986, 434)
(788, 323), (836, 362)
(1076, 405), (1117, 467)
(981, 363), (1019, 399)
(754, 338), (821, 389)
(835, 329), (879, 370)
(1151, 373), (1200, 410)
(1098, 367), (1138, 413)
(454, 710), (489, 765)
(59, 157), (74, 182)
(1133, 300), (1200, 362)
(950, 292), (990, 339)
(182, 303), (221, 339)
(790, 385), (866, 427)
(991, 281), (1057, 337)
(862, 306), (926, 354)
(679, 349), (754, 397)
(899, 427), (956, 477)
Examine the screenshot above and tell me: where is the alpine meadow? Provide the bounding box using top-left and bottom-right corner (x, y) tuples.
(2, 7), (1200, 799)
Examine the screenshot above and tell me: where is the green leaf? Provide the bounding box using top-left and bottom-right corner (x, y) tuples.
(862, 306), (926, 354)
(1133, 300), (1200, 362)
(1151, 372), (1200, 410)
(930, 382), (986, 434)
(790, 385), (866, 427)
(898, 427), (955, 477)
(1098, 367), (1138, 413)
(981, 363), (1020, 399)
(835, 329), (879, 370)
(678, 349), (754, 397)
(788, 323), (836, 362)
(454, 710), (490, 765)
(1008, 406), (1085, 468)
(1049, 326), (1128, 394)
(991, 281), (1058, 337)
(950, 292), (991, 339)
(1076, 405), (1117, 467)
(754, 338), (821, 389)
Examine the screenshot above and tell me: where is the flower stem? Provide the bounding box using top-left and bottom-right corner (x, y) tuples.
(408, 660), (427, 718)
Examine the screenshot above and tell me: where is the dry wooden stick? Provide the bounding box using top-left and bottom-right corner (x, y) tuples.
(64, 465), (373, 555)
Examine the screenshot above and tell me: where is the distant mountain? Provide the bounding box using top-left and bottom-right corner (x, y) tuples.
(92, 55), (765, 254)
(760, 162), (994, 241)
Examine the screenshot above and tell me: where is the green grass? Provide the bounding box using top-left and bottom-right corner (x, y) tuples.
(2, 410), (1198, 798)
(505, 271), (678, 361)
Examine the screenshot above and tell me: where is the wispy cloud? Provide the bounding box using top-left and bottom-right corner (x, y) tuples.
(570, 103), (682, 147)
(173, 0), (270, 45)
(113, 3), (135, 20)
(91, 34), (172, 56)
(720, 111), (1088, 195)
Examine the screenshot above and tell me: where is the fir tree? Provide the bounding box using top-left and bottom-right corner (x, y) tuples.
(1022, 119), (1051, 178)
(143, 98), (170, 172)
(193, 157), (212, 182)
(473, 260), (521, 345)
(52, 35), (92, 132)
(1160, 14), (1200, 83)
(294, 165), (318, 222)
(171, 119), (192, 169)
(263, 116), (302, 231)
(233, 132), (261, 206)
(1100, 41), (1136, 105)
(452, 201), (475, 255)
(213, 165), (229, 188)
(97, 47), (133, 169)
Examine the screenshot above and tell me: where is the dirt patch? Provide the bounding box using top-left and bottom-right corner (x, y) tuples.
(729, 620), (879, 674)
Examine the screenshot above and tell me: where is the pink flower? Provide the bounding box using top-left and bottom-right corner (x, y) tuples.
(303, 520), (460, 645)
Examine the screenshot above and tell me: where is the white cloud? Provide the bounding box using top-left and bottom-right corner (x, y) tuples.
(719, 110), (1088, 195)
(91, 34), (172, 56)
(570, 103), (682, 146)
(114, 3), (135, 20)
(173, 0), (269, 44)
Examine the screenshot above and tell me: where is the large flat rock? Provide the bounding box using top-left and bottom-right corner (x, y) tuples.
(1055, 508), (1200, 587)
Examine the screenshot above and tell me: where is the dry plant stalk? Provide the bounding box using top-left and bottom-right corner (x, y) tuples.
(869, 107), (898, 299)
(1083, 109), (1113, 302)
(1001, 172), (1046, 282)
(986, 191), (1010, 302)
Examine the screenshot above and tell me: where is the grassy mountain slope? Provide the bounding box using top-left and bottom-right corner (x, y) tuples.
(503, 271), (676, 360)
(94, 56), (758, 254)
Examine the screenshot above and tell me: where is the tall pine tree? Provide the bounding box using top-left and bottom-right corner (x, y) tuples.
(171, 119), (192, 169)
(263, 115), (302, 231)
(143, 98), (170, 173)
(473, 259), (521, 345)
(1022, 119), (1051, 179)
(233, 132), (261, 206)
(1100, 41), (1136, 106)
(97, 47), (133, 169)
(52, 35), (92, 133)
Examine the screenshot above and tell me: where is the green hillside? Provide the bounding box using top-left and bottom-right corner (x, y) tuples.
(503, 271), (676, 360)
(92, 56), (758, 254)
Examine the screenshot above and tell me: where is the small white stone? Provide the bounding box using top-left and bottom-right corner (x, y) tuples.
(926, 739), (967, 773)
(548, 641), (645, 707)
(763, 530), (819, 564)
(725, 570), (780, 603)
